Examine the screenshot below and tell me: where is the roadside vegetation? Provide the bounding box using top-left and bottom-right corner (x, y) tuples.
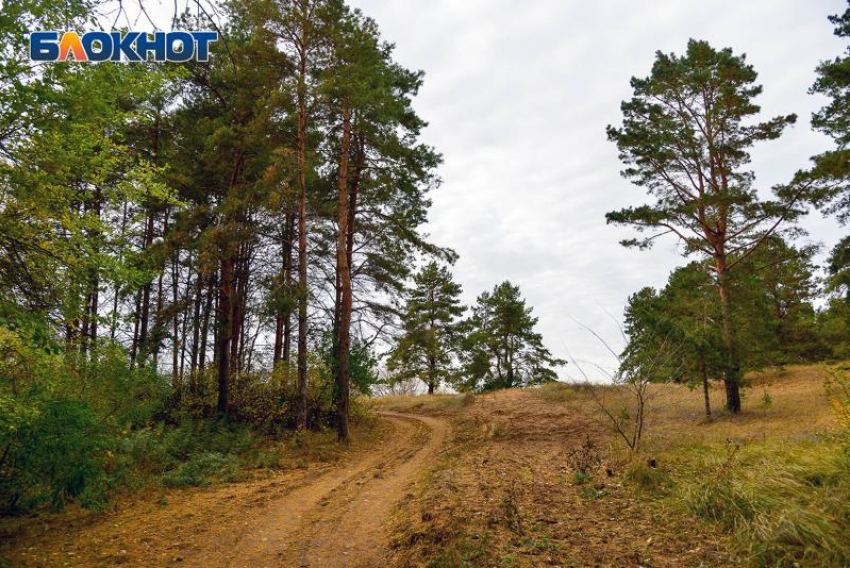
(0, 322), (381, 515)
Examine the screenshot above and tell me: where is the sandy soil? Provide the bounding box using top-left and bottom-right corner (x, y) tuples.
(3, 412), (448, 568)
(383, 388), (735, 567)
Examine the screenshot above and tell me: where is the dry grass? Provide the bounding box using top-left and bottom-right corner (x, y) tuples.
(646, 364), (837, 448)
(608, 364), (850, 566)
(385, 364), (849, 566)
(386, 386), (733, 567)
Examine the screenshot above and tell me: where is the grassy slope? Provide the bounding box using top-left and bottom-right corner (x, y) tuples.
(375, 364), (847, 567)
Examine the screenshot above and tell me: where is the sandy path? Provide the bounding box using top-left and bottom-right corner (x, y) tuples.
(3, 412), (447, 568)
(185, 412), (448, 568)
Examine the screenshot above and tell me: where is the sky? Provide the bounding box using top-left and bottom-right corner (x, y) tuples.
(136, 0), (848, 381)
(337, 0), (848, 380)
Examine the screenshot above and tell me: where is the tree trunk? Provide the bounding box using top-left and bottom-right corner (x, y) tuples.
(230, 246), (248, 375)
(111, 199), (130, 341)
(172, 252), (180, 386)
(216, 151), (245, 416)
(295, 27), (309, 431)
(190, 264), (203, 373)
(273, 214), (293, 370)
(138, 213), (155, 364)
(283, 211), (295, 366)
(273, 313), (284, 368)
(345, 134), (364, 290)
(139, 112), (161, 364)
(151, 211), (170, 368)
(130, 289), (141, 368)
(715, 261), (742, 413)
(335, 101), (353, 441)
(199, 269), (214, 371)
(216, 255), (235, 415)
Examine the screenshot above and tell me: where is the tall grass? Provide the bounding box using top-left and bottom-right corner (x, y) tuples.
(612, 364), (850, 566)
(651, 440), (850, 566)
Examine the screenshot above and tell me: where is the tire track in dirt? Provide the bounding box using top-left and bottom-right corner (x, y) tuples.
(183, 412), (448, 568)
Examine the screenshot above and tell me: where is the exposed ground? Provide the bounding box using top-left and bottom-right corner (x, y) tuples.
(378, 389), (734, 567)
(376, 364), (840, 566)
(1, 364), (841, 567)
(1, 413), (447, 568)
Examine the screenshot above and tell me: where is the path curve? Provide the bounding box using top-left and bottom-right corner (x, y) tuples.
(183, 412), (448, 568)
(4, 412), (448, 568)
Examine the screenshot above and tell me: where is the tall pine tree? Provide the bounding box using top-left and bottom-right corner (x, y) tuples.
(606, 40), (805, 412)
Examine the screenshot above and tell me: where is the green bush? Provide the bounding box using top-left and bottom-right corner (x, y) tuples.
(254, 445), (285, 469)
(0, 328), (171, 514)
(122, 418), (258, 475)
(1, 397), (111, 512)
(83, 343), (169, 429)
(0, 320), (368, 515)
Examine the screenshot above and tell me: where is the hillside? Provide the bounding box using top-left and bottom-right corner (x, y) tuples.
(3, 364), (844, 567)
(377, 364), (845, 566)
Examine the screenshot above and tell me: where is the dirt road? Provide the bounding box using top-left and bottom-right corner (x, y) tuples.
(6, 413), (448, 568)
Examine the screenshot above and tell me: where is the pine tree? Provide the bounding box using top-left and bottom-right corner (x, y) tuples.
(622, 263), (724, 417)
(388, 262), (465, 394)
(459, 281), (564, 391)
(606, 40), (805, 412)
(806, 3), (850, 221)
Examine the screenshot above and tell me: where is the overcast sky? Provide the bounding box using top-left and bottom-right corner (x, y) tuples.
(335, 0), (847, 380)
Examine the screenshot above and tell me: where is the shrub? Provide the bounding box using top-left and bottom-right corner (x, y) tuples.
(0, 328), (117, 513)
(1, 398), (111, 513)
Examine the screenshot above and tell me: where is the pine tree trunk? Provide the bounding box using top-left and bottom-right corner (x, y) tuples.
(700, 353), (711, 418)
(111, 199), (130, 341)
(130, 289), (141, 368)
(273, 314), (284, 368)
(138, 211), (155, 362)
(152, 212), (169, 368)
(283, 211), (295, 366)
(295, 26), (309, 431)
(716, 261), (742, 413)
(199, 270), (214, 371)
(139, 113), (160, 364)
(335, 101), (352, 441)
(230, 248), (247, 375)
(273, 217), (292, 369)
(190, 264), (203, 373)
(171, 252), (180, 392)
(345, 135), (364, 287)
(216, 256), (235, 415)
(216, 152), (245, 416)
